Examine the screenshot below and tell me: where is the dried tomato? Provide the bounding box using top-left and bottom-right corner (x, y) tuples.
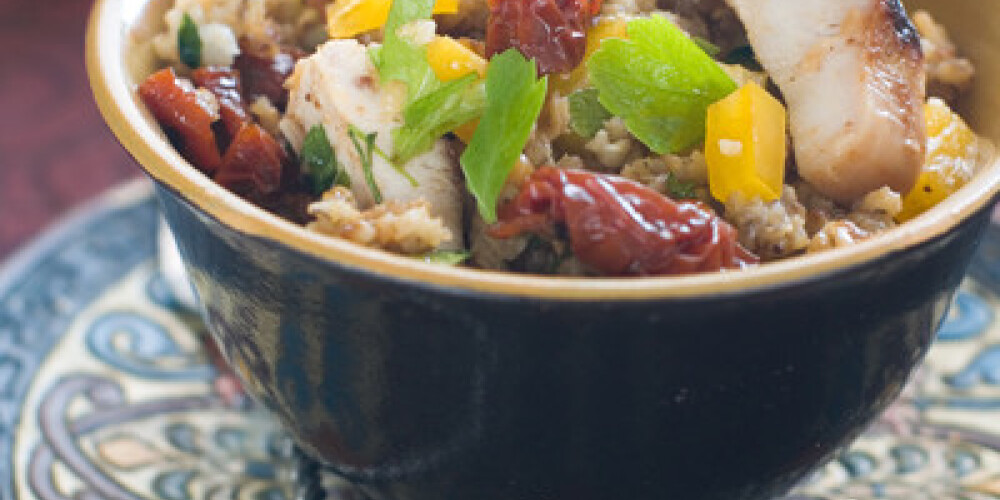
(490, 167), (759, 276)
(215, 123), (286, 202)
(191, 67), (250, 146)
(235, 37), (305, 111)
(138, 68), (223, 174)
(485, 0), (600, 75)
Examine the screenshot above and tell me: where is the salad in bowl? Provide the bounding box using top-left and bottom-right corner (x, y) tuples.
(132, 0), (987, 277)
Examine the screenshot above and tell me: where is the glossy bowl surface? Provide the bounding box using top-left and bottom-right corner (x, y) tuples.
(87, 1), (1000, 499)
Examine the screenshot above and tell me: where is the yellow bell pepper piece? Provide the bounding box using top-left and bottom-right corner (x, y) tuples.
(426, 36), (487, 81)
(453, 119), (480, 143)
(553, 17), (630, 94)
(422, 36), (487, 138)
(897, 97), (980, 222)
(327, 0), (459, 39)
(706, 82), (787, 204)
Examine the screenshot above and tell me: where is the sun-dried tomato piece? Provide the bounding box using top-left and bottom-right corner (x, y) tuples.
(215, 123), (286, 202)
(191, 67), (250, 146)
(139, 68), (223, 174)
(485, 0), (600, 75)
(235, 37), (305, 111)
(490, 167), (759, 276)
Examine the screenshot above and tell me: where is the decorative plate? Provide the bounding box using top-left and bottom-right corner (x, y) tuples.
(3, 180), (1000, 500)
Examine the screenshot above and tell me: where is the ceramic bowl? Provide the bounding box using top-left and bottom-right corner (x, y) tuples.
(87, 1), (1000, 499)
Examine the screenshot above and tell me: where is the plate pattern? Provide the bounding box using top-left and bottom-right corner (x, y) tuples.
(785, 282), (1000, 500)
(2, 184), (1000, 500)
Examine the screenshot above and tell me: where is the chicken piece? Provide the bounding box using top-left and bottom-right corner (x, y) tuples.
(726, 0), (926, 204)
(280, 39), (465, 249)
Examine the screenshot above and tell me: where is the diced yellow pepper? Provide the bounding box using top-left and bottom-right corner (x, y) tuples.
(897, 97), (980, 222)
(423, 36), (487, 139)
(427, 36), (487, 81)
(553, 17), (630, 94)
(453, 119), (479, 143)
(327, 0), (458, 39)
(705, 82), (787, 204)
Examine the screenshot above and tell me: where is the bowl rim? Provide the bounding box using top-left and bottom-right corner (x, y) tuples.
(86, 0), (1000, 301)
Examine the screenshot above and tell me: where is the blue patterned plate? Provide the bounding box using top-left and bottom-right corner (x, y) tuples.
(2, 181), (1000, 500)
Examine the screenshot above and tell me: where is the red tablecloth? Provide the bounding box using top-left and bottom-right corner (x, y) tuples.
(0, 0), (139, 260)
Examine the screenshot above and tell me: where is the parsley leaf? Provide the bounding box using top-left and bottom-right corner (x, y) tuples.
(393, 73), (486, 164)
(460, 49), (548, 223)
(693, 36), (721, 57)
(348, 125), (383, 204)
(375, 0), (439, 106)
(178, 14), (202, 69)
(301, 125), (349, 195)
(588, 15), (736, 154)
(665, 172), (698, 199)
(421, 250), (471, 265)
(568, 88), (612, 138)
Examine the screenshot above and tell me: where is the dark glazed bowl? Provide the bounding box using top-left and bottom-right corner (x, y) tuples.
(87, 1), (1000, 499)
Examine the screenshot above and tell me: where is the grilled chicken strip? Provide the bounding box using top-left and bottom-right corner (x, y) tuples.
(280, 39), (465, 249)
(726, 0), (926, 203)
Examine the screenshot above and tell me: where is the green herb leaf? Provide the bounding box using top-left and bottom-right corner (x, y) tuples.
(301, 125), (349, 195)
(369, 137), (417, 186)
(693, 36), (721, 57)
(665, 173), (698, 199)
(348, 125), (383, 204)
(568, 88), (612, 138)
(376, 0), (440, 106)
(588, 15), (736, 154)
(393, 74), (486, 164)
(178, 14), (202, 69)
(421, 250), (471, 265)
(460, 49), (548, 223)
(723, 45), (764, 71)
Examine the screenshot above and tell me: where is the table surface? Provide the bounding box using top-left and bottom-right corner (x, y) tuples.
(0, 0), (139, 261)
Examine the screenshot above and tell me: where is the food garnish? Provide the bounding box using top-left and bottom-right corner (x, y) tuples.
(393, 73), (486, 164)
(568, 88), (612, 138)
(553, 17), (629, 93)
(178, 13), (202, 69)
(588, 15), (736, 154)
(664, 173), (698, 200)
(422, 249), (472, 265)
(693, 36), (721, 57)
(301, 125), (349, 195)
(460, 48), (548, 223)
(374, 0), (440, 106)
(348, 125), (384, 204)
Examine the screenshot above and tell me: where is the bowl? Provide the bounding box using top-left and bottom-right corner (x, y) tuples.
(86, 1), (1000, 499)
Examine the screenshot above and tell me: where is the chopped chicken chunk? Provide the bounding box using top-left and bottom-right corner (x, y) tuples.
(726, 0), (927, 203)
(281, 39), (465, 249)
